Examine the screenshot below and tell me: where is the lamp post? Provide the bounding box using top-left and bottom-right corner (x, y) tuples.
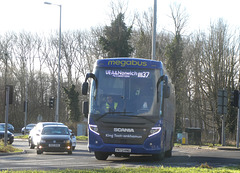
(151, 0), (157, 60)
(44, 2), (61, 122)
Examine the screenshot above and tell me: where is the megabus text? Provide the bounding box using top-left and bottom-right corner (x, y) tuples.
(108, 60), (147, 67)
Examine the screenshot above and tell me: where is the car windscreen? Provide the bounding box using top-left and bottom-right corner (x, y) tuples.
(0, 126), (4, 131)
(41, 127), (70, 135)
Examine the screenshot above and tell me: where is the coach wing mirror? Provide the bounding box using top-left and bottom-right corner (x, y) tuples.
(163, 84), (170, 98)
(82, 73), (98, 96)
(162, 75), (170, 98)
(157, 75), (170, 102)
(82, 101), (89, 118)
(82, 82), (88, 95)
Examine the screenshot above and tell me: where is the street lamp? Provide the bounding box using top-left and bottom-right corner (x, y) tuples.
(152, 0), (157, 60)
(44, 2), (62, 122)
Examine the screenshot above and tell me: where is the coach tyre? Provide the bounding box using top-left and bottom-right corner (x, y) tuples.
(165, 148), (172, 157)
(94, 151), (109, 160)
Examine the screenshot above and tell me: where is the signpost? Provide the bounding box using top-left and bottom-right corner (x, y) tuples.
(217, 89), (228, 115)
(237, 94), (240, 148)
(217, 89), (227, 146)
(4, 85), (13, 146)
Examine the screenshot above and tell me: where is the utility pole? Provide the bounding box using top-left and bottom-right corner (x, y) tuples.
(4, 86), (9, 146)
(44, 2), (62, 122)
(237, 93), (240, 148)
(4, 53), (8, 147)
(24, 57), (28, 135)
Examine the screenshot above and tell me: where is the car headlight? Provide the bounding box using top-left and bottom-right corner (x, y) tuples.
(89, 124), (99, 135)
(148, 127), (161, 137)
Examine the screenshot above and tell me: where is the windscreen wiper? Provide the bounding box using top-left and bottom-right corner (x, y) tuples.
(95, 111), (132, 121)
(119, 114), (155, 123)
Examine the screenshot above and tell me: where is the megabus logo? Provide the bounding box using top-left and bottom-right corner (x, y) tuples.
(108, 60), (147, 67)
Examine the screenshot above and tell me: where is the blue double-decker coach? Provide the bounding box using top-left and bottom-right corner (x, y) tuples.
(82, 58), (176, 160)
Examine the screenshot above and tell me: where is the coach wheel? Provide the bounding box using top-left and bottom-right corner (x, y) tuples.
(94, 151), (109, 160)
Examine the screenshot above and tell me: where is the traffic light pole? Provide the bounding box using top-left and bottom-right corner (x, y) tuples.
(217, 89), (227, 146)
(4, 86), (9, 146)
(237, 93), (240, 148)
(221, 115), (225, 146)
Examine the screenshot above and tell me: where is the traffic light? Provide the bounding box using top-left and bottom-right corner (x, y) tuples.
(24, 100), (28, 112)
(5, 85), (13, 105)
(231, 90), (239, 107)
(49, 97), (55, 109)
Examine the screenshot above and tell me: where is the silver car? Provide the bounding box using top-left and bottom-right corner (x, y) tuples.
(69, 129), (76, 150)
(21, 123), (36, 135)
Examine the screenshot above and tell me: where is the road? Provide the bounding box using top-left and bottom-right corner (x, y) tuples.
(1, 138), (240, 170)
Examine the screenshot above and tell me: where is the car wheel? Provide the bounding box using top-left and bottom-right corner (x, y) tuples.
(29, 138), (35, 149)
(8, 139), (13, 144)
(30, 144), (35, 149)
(37, 150), (43, 154)
(29, 141), (35, 149)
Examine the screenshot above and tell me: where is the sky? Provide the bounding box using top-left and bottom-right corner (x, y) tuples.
(0, 0), (240, 35)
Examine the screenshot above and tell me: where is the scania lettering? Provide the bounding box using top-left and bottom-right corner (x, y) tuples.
(82, 58), (176, 161)
(114, 128), (134, 133)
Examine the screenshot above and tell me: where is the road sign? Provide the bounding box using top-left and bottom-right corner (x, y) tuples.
(217, 89), (227, 115)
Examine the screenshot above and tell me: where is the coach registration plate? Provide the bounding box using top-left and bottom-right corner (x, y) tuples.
(115, 148), (131, 153)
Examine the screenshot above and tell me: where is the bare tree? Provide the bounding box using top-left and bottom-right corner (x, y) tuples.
(169, 3), (189, 35)
(200, 19), (237, 143)
(165, 3), (189, 133)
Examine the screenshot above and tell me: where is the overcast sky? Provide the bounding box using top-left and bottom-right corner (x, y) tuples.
(0, 0), (240, 35)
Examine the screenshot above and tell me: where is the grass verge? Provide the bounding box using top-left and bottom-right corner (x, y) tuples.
(0, 165), (240, 173)
(15, 135), (88, 141)
(15, 135), (28, 139)
(76, 136), (88, 141)
(0, 141), (22, 153)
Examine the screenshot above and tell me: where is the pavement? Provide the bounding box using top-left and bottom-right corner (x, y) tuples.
(177, 144), (240, 151)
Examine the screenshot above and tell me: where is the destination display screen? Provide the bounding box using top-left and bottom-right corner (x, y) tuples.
(105, 70), (150, 78)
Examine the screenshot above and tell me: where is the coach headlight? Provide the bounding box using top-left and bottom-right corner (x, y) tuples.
(89, 124), (99, 135)
(148, 127), (161, 137)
